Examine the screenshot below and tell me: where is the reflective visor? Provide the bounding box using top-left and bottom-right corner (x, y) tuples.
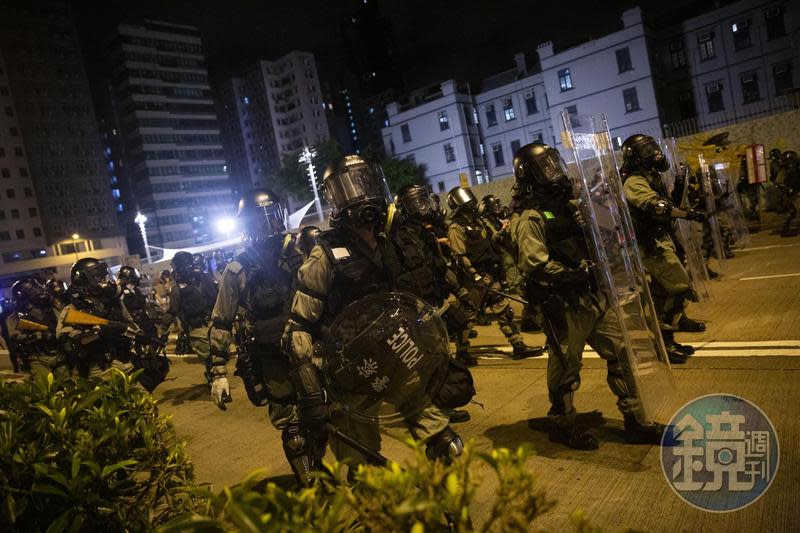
(400, 189), (434, 218)
(243, 204), (285, 237)
(322, 164), (390, 210)
(636, 139), (663, 161)
(534, 149), (569, 183)
(88, 264), (114, 287)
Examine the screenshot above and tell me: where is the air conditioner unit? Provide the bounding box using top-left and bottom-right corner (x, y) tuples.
(706, 83), (722, 93)
(524, 90), (533, 99)
(698, 32), (713, 42)
(741, 74), (756, 83)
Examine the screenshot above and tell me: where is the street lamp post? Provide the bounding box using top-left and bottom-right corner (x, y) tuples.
(299, 146), (324, 223)
(134, 212), (151, 264)
(71, 233), (80, 263)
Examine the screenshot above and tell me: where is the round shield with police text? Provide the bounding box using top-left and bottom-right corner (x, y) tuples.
(321, 291), (451, 424)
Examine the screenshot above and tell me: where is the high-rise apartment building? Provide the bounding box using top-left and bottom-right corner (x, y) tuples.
(219, 51), (330, 194)
(103, 19), (234, 252)
(0, 0), (128, 288)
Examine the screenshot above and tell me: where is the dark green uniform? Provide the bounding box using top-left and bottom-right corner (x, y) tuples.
(161, 271), (218, 364)
(7, 305), (67, 381)
(509, 206), (635, 425)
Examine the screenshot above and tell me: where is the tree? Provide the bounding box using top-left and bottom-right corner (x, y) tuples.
(380, 156), (427, 194)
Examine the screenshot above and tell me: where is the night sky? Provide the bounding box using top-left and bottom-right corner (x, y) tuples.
(73, 0), (715, 93)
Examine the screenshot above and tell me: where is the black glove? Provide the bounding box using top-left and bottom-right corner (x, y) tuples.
(97, 322), (127, 340)
(685, 209), (706, 223)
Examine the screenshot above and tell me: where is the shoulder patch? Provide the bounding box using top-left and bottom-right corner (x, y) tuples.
(331, 247), (351, 261)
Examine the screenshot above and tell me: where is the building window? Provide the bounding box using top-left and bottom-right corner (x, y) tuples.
(706, 82), (724, 112)
(14, 147), (23, 157)
(485, 104), (497, 127)
(740, 72), (760, 103)
(11, 209), (19, 219)
(437, 181), (446, 192)
(492, 144), (505, 167)
(510, 139), (521, 158)
(401, 124), (411, 143)
(565, 105), (580, 126)
(530, 130), (544, 144)
(558, 68), (573, 91)
(0, 231), (9, 241)
(669, 40), (687, 70)
(16, 229), (24, 239)
(679, 91), (696, 119)
(731, 20), (752, 50)
(464, 106), (472, 125)
(23, 187), (32, 198)
(774, 64), (794, 95)
(33, 227), (42, 237)
(503, 98), (516, 121)
(698, 33), (715, 61)
(28, 207), (37, 217)
(616, 47), (633, 73)
(0, 168), (8, 178)
(444, 143), (456, 163)
(438, 110), (450, 130)
(19, 167), (27, 177)
(623, 87), (641, 112)
(3, 106), (12, 117)
(524, 91), (537, 115)
(765, 7), (786, 40)
(5, 188), (14, 199)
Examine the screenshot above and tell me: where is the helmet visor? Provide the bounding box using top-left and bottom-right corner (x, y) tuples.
(242, 203), (286, 238)
(322, 163), (391, 214)
(87, 263), (115, 289)
(533, 148), (569, 184)
(399, 189), (434, 218)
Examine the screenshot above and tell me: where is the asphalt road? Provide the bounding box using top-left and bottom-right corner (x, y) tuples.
(3, 219), (799, 532)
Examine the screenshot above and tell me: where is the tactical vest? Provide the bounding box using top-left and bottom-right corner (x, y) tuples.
(236, 237), (294, 324)
(538, 207), (589, 270)
(388, 222), (448, 307)
(177, 276), (216, 328)
(625, 173), (671, 250)
(317, 228), (391, 325)
(121, 288), (149, 322)
(450, 213), (501, 271)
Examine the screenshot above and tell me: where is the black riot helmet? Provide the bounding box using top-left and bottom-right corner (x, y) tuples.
(783, 150), (799, 166)
(70, 257), (117, 299)
(621, 134), (670, 175)
(45, 278), (67, 301)
(193, 253), (207, 272)
(513, 143), (572, 195)
(396, 184), (435, 221)
(321, 154), (391, 229)
(769, 148), (782, 161)
(11, 277), (51, 311)
(237, 189), (287, 242)
(171, 251), (199, 282)
(480, 195), (503, 216)
(117, 266), (141, 287)
(297, 226), (321, 258)
(446, 186), (478, 214)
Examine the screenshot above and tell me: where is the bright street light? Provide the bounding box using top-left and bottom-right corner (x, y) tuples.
(71, 233), (80, 240)
(214, 216), (237, 238)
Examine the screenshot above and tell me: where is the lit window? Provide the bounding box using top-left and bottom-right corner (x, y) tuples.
(438, 111), (450, 130)
(698, 33), (715, 61)
(558, 69), (573, 91)
(503, 98), (516, 121)
(623, 87), (640, 112)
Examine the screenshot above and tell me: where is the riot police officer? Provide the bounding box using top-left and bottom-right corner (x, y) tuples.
(447, 186), (542, 359)
(283, 155), (465, 470)
(162, 251), (218, 376)
(509, 143), (664, 449)
(208, 189), (314, 483)
(57, 258), (133, 379)
(620, 134), (706, 362)
(6, 277), (67, 380)
(282, 225), (321, 274)
(45, 278), (69, 314)
(776, 150), (800, 237)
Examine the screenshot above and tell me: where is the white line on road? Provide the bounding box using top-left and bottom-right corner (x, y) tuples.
(739, 272), (800, 281)
(737, 243), (800, 252)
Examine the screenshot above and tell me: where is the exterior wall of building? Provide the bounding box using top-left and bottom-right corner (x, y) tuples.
(106, 19), (234, 251)
(383, 80), (485, 193)
(0, 50), (49, 270)
(0, 0), (121, 247)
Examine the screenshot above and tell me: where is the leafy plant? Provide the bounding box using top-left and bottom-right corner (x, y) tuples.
(159, 443), (552, 532)
(0, 370), (197, 532)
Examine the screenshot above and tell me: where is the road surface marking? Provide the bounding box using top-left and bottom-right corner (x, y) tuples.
(737, 243), (800, 252)
(739, 272), (800, 281)
(480, 340), (800, 358)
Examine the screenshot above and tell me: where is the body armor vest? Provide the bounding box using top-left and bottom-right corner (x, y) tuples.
(14, 306), (58, 356)
(317, 228), (391, 325)
(236, 237), (294, 325)
(541, 207), (590, 269)
(388, 222), (449, 307)
(450, 213), (501, 271)
(625, 172), (671, 250)
(177, 275), (217, 328)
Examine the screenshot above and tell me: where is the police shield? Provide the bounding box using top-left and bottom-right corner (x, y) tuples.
(659, 137), (711, 303)
(561, 111), (675, 425)
(321, 291), (451, 424)
(698, 154), (728, 265)
(710, 162), (750, 249)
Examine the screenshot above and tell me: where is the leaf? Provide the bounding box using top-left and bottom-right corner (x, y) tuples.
(101, 459), (138, 479)
(31, 483), (68, 499)
(156, 513), (224, 533)
(224, 500), (262, 533)
(71, 453), (80, 480)
(445, 473), (459, 496)
(35, 403), (54, 418)
(45, 508), (71, 533)
(4, 493), (15, 523)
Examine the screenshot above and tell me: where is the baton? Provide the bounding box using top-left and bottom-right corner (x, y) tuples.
(326, 424), (389, 467)
(486, 287), (529, 306)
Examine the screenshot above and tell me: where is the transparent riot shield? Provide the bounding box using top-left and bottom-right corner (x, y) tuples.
(321, 291), (451, 425)
(711, 163), (750, 249)
(659, 137), (711, 302)
(698, 154), (727, 266)
(561, 111), (674, 425)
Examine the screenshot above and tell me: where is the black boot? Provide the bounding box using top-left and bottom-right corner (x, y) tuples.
(449, 410), (471, 424)
(456, 350), (478, 367)
(624, 415), (666, 445)
(549, 424), (599, 450)
(511, 342), (546, 360)
(468, 329), (478, 339)
(678, 316), (706, 332)
(662, 331), (688, 364)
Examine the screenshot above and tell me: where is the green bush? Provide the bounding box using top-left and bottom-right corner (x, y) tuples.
(159, 444), (551, 532)
(0, 370), (197, 532)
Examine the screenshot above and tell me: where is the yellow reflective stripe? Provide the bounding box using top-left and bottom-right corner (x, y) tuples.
(385, 202), (396, 234)
(281, 233), (292, 252)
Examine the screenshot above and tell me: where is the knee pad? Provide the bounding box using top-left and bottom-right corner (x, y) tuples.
(281, 424), (307, 458)
(425, 426), (464, 462)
